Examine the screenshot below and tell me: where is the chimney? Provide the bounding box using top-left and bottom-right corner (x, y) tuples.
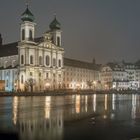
(0, 34), (2, 46)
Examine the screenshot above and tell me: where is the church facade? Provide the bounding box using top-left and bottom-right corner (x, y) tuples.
(0, 6), (100, 92)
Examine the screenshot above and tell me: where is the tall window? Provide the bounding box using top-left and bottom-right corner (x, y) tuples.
(21, 55), (24, 64)
(46, 55), (50, 66)
(53, 58), (56, 66)
(58, 59), (61, 67)
(21, 75), (24, 84)
(30, 55), (33, 64)
(29, 30), (33, 41)
(22, 29), (25, 40)
(57, 37), (60, 46)
(39, 56), (42, 65)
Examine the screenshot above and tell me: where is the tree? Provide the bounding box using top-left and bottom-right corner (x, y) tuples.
(86, 80), (93, 89)
(26, 78), (35, 92)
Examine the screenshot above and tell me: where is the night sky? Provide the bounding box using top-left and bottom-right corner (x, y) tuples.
(0, 0), (140, 64)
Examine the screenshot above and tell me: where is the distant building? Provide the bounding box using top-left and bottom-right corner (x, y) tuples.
(100, 62), (140, 90)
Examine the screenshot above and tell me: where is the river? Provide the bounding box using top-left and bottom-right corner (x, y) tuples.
(0, 94), (140, 140)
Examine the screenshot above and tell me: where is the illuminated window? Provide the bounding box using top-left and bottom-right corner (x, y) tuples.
(53, 58), (56, 66)
(30, 55), (33, 64)
(58, 59), (61, 67)
(21, 55), (24, 64)
(46, 55), (50, 66)
(22, 29), (25, 40)
(39, 56), (42, 65)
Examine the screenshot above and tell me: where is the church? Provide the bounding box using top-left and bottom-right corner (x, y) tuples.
(0, 6), (100, 92)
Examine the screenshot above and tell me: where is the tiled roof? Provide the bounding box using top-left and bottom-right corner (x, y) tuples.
(64, 57), (100, 70)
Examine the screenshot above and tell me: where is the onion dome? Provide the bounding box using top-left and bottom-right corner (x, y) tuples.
(49, 16), (61, 30)
(21, 6), (35, 22)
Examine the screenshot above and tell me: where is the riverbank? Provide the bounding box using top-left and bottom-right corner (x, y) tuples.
(0, 89), (140, 97)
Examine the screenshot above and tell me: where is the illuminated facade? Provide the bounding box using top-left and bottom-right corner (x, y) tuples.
(100, 62), (140, 90)
(0, 6), (100, 92)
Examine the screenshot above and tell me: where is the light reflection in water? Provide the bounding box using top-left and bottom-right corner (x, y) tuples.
(132, 94), (137, 119)
(112, 94), (116, 110)
(12, 96), (18, 125)
(93, 94), (96, 112)
(44, 96), (51, 119)
(75, 95), (80, 114)
(0, 94), (139, 140)
(85, 95), (88, 112)
(105, 94), (108, 111)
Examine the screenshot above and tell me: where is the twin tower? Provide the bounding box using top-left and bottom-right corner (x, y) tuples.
(20, 5), (62, 47)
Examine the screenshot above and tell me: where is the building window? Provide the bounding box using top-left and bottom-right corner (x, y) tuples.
(29, 30), (33, 41)
(4, 61), (8, 68)
(12, 60), (16, 67)
(21, 55), (24, 64)
(39, 56), (42, 65)
(58, 59), (61, 67)
(57, 37), (60, 46)
(21, 75), (24, 84)
(53, 58), (56, 66)
(6, 79), (8, 87)
(30, 55), (33, 64)
(30, 72), (32, 76)
(22, 29), (25, 40)
(46, 73), (49, 78)
(46, 55), (50, 66)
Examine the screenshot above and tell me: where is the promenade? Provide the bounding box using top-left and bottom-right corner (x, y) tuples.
(0, 89), (140, 97)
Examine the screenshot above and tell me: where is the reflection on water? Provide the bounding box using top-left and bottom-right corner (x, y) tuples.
(0, 94), (140, 140)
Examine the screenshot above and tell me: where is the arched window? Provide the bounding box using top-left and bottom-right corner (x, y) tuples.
(12, 60), (16, 67)
(46, 55), (50, 66)
(58, 59), (61, 67)
(4, 61), (8, 68)
(29, 30), (33, 41)
(21, 75), (24, 84)
(53, 58), (56, 66)
(22, 29), (25, 40)
(21, 55), (24, 64)
(57, 37), (60, 46)
(39, 56), (42, 65)
(30, 55), (33, 64)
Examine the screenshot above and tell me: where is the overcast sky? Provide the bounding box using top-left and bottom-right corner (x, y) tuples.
(0, 0), (140, 64)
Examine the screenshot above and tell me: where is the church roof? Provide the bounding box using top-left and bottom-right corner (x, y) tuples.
(49, 16), (61, 30)
(0, 42), (18, 57)
(21, 6), (35, 22)
(64, 58), (101, 71)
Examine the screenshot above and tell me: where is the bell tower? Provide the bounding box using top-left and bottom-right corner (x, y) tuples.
(20, 4), (36, 42)
(49, 15), (62, 47)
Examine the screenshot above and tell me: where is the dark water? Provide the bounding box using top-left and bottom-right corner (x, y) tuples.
(0, 94), (140, 140)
